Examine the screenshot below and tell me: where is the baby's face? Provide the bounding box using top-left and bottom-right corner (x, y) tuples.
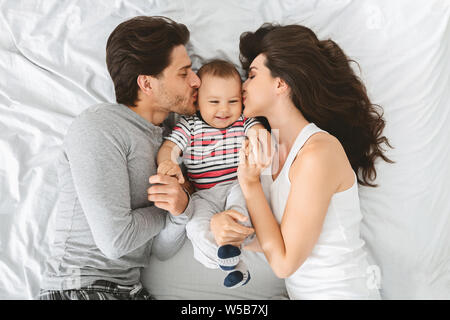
(197, 75), (242, 129)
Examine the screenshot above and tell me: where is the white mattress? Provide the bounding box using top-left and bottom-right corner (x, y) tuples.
(0, 0), (449, 299)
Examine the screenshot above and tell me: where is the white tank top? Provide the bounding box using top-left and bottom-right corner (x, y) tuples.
(261, 123), (381, 299)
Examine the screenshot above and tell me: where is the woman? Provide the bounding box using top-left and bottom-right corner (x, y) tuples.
(211, 23), (392, 299)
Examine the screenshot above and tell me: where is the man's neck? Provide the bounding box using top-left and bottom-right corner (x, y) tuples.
(127, 102), (168, 126)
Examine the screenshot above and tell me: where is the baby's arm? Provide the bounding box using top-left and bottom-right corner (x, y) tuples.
(157, 140), (184, 184)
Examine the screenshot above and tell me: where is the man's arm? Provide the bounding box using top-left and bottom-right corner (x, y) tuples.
(151, 190), (194, 261)
(147, 174), (193, 261)
(65, 113), (166, 259)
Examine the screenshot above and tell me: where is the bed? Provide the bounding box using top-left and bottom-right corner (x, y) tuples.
(0, 0), (449, 299)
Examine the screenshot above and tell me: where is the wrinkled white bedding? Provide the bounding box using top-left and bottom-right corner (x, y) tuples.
(0, 0), (449, 299)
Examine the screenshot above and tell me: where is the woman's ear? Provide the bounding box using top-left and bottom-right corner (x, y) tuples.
(275, 77), (290, 96)
(137, 75), (153, 96)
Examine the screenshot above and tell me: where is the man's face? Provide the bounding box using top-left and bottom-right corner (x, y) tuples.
(154, 45), (201, 116)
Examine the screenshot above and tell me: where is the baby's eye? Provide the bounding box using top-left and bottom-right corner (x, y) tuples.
(209, 100), (219, 104)
(229, 100), (239, 104)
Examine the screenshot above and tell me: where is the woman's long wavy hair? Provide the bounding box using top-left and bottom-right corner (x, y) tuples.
(240, 24), (393, 187)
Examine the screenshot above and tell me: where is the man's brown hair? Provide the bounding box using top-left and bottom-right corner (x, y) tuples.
(106, 16), (189, 107)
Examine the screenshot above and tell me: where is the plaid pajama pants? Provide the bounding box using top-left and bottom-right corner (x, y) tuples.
(38, 280), (153, 300)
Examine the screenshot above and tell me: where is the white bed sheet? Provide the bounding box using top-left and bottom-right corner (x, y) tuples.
(0, 0), (449, 299)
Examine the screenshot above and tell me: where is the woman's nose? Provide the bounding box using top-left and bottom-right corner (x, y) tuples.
(242, 79), (249, 90)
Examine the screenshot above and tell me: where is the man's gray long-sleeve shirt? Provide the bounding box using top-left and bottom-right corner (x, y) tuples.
(41, 103), (193, 291)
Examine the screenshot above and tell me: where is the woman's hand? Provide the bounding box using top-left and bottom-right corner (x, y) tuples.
(210, 210), (255, 247)
(238, 133), (271, 188)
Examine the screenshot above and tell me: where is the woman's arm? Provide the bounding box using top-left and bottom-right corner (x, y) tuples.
(243, 236), (263, 252)
(239, 137), (340, 278)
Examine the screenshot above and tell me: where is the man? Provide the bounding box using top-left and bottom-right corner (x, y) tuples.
(39, 16), (200, 300)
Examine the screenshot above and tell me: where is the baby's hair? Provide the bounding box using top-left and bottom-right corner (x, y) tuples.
(197, 59), (242, 82)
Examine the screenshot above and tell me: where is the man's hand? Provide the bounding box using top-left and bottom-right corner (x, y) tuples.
(157, 160), (185, 184)
(148, 174), (188, 216)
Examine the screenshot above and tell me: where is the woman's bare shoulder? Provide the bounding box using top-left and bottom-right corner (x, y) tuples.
(290, 132), (351, 188)
(301, 132), (344, 161)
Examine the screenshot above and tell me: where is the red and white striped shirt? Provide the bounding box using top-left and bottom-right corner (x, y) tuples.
(165, 114), (259, 190)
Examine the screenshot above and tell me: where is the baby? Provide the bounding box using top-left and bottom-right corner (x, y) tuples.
(157, 59), (269, 288)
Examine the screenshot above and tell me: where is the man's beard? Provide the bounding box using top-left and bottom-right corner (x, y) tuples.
(159, 87), (195, 116)
(171, 94), (196, 116)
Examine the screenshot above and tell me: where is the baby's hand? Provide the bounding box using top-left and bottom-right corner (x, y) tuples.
(157, 160), (185, 184)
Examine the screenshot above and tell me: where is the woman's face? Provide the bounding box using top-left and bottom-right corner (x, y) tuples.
(242, 54), (277, 118)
